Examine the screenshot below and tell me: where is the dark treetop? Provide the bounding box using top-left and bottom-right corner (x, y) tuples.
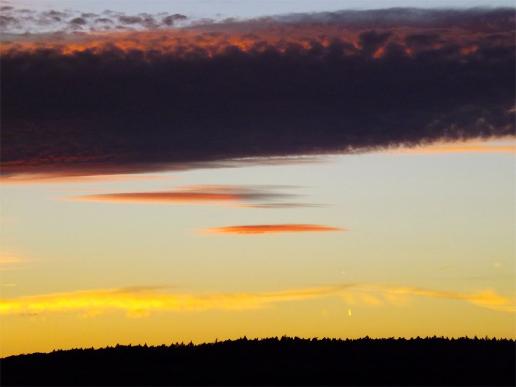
(1, 337), (515, 386)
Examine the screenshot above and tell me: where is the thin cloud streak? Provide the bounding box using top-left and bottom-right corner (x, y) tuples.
(0, 284), (513, 317)
(78, 192), (256, 204)
(204, 224), (345, 234)
(72, 185), (318, 208)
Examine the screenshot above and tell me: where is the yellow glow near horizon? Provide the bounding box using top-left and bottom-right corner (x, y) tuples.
(1, 284), (513, 317)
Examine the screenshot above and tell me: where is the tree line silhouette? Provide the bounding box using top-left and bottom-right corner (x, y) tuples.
(1, 336), (514, 385)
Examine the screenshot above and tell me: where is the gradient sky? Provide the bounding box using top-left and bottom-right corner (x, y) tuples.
(0, 1), (515, 357)
(1, 140), (514, 356)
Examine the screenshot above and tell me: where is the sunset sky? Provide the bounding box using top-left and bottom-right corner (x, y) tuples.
(0, 1), (515, 357)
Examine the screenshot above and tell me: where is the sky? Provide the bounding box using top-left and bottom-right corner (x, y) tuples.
(0, 1), (515, 357)
(7, 0), (516, 17)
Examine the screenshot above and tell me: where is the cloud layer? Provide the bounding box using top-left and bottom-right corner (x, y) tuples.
(1, 8), (514, 178)
(0, 283), (513, 317)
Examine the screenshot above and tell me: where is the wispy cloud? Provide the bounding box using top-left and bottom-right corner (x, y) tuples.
(72, 185), (318, 208)
(0, 285), (339, 318)
(0, 284), (513, 317)
(204, 224), (344, 234)
(347, 285), (516, 313)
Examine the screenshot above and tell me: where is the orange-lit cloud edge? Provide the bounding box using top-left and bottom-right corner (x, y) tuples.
(204, 224), (344, 234)
(0, 173), (169, 185)
(383, 138), (516, 155)
(0, 157), (321, 185)
(0, 284), (513, 317)
(1, 19), (507, 59)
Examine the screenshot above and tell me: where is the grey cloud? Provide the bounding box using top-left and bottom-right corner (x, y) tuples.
(0, 14), (17, 28)
(94, 18), (113, 24)
(162, 14), (187, 26)
(1, 6), (189, 34)
(69, 17), (87, 26)
(118, 15), (143, 25)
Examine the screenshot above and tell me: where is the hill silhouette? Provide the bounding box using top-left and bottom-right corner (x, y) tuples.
(1, 337), (514, 386)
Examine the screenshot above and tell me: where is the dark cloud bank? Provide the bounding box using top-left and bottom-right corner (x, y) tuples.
(1, 8), (515, 178)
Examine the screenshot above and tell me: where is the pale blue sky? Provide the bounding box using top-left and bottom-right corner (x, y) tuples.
(10, 0), (516, 19)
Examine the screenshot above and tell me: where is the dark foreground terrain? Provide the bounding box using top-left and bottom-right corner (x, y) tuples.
(1, 337), (514, 386)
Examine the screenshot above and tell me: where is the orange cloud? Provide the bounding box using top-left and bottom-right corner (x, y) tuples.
(72, 185), (314, 208)
(204, 224), (344, 235)
(80, 191), (242, 204)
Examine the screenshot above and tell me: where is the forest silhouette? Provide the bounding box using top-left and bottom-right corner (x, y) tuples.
(1, 336), (514, 386)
